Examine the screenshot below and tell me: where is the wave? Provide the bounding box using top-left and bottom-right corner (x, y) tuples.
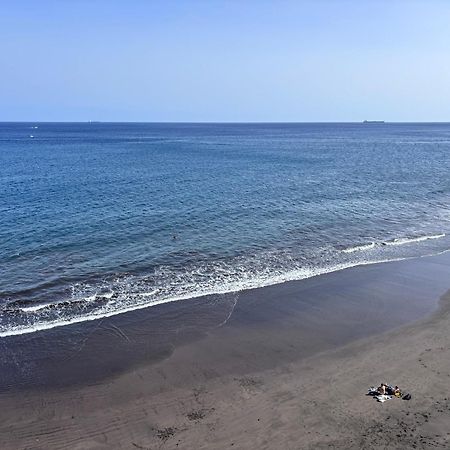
(15, 292), (115, 313)
(0, 257), (409, 338)
(19, 303), (53, 313)
(0, 232), (448, 338)
(383, 233), (445, 247)
(342, 233), (445, 254)
(342, 242), (376, 253)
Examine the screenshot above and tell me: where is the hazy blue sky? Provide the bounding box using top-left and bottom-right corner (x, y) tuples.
(1, 1), (449, 122)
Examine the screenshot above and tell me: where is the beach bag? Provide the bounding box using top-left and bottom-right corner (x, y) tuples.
(403, 393), (411, 400)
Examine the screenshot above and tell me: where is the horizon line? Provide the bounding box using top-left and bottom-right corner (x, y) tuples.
(1, 120), (450, 124)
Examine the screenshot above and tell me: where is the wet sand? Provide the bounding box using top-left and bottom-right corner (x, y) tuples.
(1, 252), (450, 449)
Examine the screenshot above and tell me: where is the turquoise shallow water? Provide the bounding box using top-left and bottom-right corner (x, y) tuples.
(1, 122), (449, 336)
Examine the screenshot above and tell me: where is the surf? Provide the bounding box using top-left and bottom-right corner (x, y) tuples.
(342, 233), (446, 254)
(1, 234), (449, 338)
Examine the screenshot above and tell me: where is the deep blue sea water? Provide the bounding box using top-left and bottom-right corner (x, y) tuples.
(1, 123), (449, 336)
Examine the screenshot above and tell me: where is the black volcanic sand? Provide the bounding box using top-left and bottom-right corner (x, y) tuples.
(0, 252), (450, 449)
(1, 252), (450, 392)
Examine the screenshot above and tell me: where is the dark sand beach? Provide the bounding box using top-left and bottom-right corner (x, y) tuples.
(1, 252), (450, 449)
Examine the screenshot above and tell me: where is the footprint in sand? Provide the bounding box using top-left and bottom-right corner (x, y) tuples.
(235, 376), (264, 391)
(156, 427), (177, 441)
(186, 408), (215, 422)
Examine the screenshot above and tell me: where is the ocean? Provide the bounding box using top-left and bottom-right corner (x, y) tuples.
(1, 122), (449, 337)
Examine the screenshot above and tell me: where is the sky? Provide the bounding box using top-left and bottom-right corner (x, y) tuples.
(1, 0), (450, 122)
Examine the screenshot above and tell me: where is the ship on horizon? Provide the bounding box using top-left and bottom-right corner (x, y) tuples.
(363, 120), (385, 123)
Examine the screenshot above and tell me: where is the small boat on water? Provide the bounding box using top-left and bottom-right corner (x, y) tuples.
(363, 120), (385, 124)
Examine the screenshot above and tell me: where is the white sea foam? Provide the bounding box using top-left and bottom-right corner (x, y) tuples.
(342, 242), (376, 253)
(342, 233), (445, 253)
(1, 232), (448, 338)
(20, 303), (52, 313)
(384, 233), (445, 246)
(138, 289), (160, 297)
(0, 256), (410, 338)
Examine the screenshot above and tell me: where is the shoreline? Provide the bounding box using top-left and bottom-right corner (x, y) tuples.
(1, 251), (450, 448)
(3, 244), (449, 339)
(2, 251), (450, 392)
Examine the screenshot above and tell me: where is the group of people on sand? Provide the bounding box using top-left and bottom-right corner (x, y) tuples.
(368, 383), (411, 401)
(377, 383), (402, 397)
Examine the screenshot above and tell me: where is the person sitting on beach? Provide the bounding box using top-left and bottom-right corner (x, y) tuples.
(394, 386), (402, 397)
(377, 383), (386, 395)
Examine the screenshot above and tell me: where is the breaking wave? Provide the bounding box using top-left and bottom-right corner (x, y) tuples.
(384, 233), (446, 246)
(342, 242), (376, 253)
(1, 231), (448, 338)
(342, 233), (445, 254)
